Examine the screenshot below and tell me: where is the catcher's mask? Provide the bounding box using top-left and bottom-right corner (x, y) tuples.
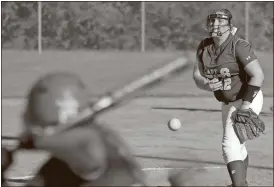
(23, 72), (91, 140)
(207, 9), (232, 37)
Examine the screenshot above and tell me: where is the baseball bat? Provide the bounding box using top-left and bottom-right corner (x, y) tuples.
(48, 57), (190, 135)
(2, 58), (190, 140)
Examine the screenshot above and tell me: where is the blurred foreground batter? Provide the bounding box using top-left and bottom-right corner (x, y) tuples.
(2, 72), (147, 187)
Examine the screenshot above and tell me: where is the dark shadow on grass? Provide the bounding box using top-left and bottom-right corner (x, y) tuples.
(134, 155), (273, 171)
(152, 107), (272, 116)
(153, 107), (220, 112)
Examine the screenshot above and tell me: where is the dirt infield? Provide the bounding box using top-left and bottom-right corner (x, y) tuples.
(2, 50), (273, 186)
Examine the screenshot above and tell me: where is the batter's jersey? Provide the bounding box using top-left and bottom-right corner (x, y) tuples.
(197, 34), (257, 103)
(24, 122), (145, 187)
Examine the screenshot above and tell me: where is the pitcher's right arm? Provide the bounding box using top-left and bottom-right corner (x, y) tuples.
(192, 42), (222, 92)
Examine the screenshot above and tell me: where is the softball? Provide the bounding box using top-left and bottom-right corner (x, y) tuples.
(168, 118), (181, 131)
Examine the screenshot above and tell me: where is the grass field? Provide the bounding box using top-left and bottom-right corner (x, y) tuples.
(2, 50), (273, 186)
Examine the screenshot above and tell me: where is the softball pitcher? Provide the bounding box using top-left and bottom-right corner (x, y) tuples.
(193, 9), (264, 186)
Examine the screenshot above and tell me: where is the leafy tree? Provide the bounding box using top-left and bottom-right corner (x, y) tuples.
(1, 2), (272, 51)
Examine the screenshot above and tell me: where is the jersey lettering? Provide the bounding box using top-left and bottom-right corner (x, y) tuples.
(204, 67), (232, 91)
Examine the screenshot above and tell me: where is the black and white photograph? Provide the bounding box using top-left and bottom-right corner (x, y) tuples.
(1, 1), (273, 186)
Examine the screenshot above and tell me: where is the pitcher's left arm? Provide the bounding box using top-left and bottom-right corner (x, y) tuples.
(235, 39), (264, 109)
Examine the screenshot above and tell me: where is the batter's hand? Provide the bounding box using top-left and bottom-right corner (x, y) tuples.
(208, 78), (223, 91)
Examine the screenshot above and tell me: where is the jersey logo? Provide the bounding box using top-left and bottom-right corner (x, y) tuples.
(246, 56), (251, 61)
(204, 67), (232, 90)
(55, 91), (79, 124)
(253, 90), (259, 98)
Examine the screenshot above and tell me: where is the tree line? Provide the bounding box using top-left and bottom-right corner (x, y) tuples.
(2, 2), (273, 51)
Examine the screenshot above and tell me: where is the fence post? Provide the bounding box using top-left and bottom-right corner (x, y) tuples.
(141, 1), (146, 52)
(38, 1), (42, 54)
(245, 2), (249, 41)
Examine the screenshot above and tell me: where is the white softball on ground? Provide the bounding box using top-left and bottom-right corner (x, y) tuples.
(168, 118), (181, 131)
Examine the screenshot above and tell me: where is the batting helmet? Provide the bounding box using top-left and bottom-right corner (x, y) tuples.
(23, 72), (90, 137)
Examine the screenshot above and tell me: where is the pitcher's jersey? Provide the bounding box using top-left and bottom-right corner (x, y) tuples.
(197, 34), (257, 103)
